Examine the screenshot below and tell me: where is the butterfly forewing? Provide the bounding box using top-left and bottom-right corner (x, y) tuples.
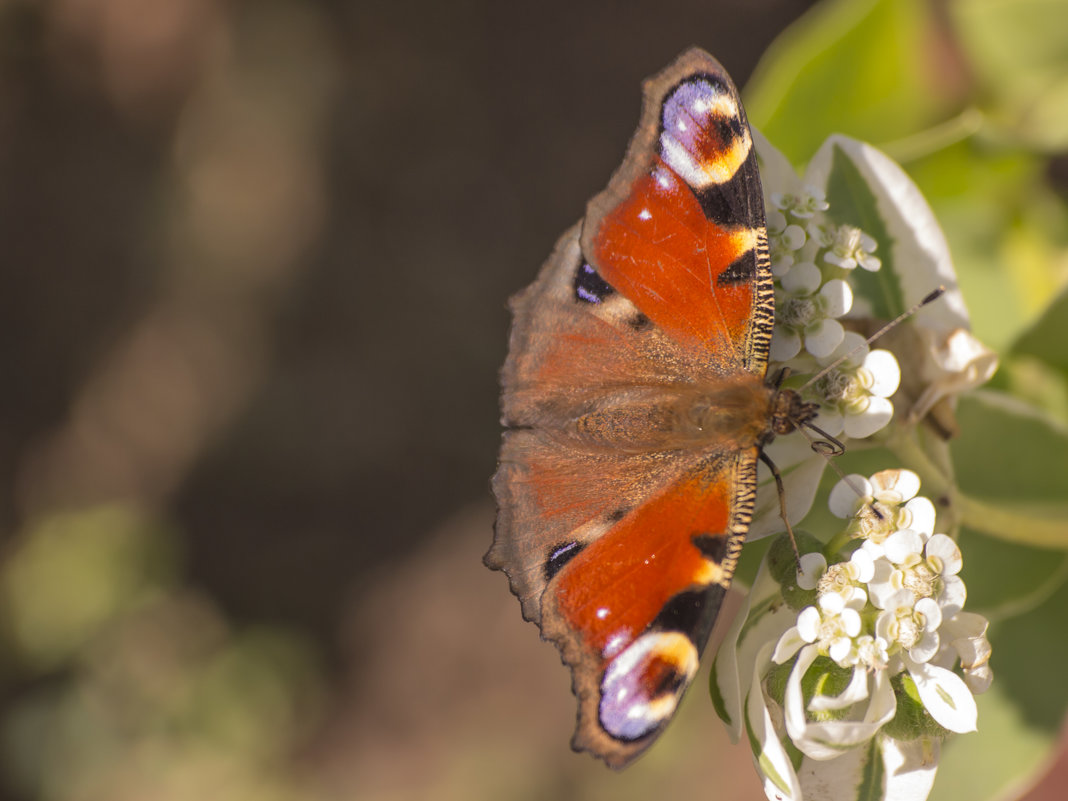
(488, 48), (775, 767)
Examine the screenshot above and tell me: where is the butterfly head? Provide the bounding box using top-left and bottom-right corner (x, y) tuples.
(767, 387), (820, 441)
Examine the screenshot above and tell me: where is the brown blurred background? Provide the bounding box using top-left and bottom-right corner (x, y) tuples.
(0, 1), (930, 799)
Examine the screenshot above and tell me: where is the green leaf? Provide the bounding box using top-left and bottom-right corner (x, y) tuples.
(745, 0), (941, 164)
(855, 739), (883, 801)
(823, 145), (903, 319)
(1012, 284), (1068, 375)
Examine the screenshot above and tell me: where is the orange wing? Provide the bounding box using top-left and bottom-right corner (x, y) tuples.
(584, 47), (772, 371)
(487, 49), (774, 767)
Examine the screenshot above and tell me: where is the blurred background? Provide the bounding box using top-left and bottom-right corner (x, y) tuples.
(0, 0), (1066, 799)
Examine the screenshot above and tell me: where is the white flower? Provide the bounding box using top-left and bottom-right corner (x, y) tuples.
(868, 530), (966, 617)
(772, 185), (830, 220)
(815, 548), (873, 608)
(797, 552), (827, 590)
(770, 262), (853, 361)
(821, 224), (882, 271)
(810, 333), (900, 439)
(875, 594), (943, 663)
(768, 208), (808, 276)
(794, 593), (863, 664)
(827, 469), (936, 551)
(846, 634), (889, 671)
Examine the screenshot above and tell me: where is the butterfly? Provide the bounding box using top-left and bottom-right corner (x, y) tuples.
(486, 48), (818, 768)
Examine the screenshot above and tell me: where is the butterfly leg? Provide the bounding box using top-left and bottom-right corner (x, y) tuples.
(758, 448), (801, 565)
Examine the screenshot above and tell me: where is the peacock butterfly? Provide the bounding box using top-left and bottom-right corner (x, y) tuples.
(486, 48), (818, 768)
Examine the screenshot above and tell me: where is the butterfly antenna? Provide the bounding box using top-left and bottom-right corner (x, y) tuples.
(799, 286), (946, 394)
(802, 420), (845, 456)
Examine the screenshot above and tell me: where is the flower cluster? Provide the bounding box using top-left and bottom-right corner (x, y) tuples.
(713, 472), (992, 801)
(714, 133), (1000, 801)
(765, 186), (900, 443)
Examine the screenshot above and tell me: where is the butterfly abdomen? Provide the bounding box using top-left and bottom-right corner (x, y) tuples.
(565, 376), (775, 457)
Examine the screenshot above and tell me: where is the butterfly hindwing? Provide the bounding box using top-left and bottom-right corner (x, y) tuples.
(488, 49), (775, 767)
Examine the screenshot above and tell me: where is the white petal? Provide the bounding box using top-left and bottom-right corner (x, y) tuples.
(884, 587), (918, 613)
(902, 496), (936, 535)
(884, 529), (924, 563)
(942, 611), (988, 642)
(809, 665), (870, 712)
(805, 318), (845, 358)
(909, 630), (941, 664)
(746, 641), (803, 801)
(770, 328), (802, 361)
(819, 278), (853, 318)
(829, 636), (853, 664)
(771, 255), (794, 277)
(938, 575), (967, 617)
(819, 592), (846, 615)
(915, 597), (943, 630)
(824, 251), (856, 270)
(840, 607), (862, 637)
(829, 474), (870, 517)
(822, 330), (869, 367)
(797, 606), (821, 643)
(797, 552), (827, 590)
(863, 349), (901, 397)
(790, 663), (897, 760)
(906, 658), (978, 733)
(782, 260), (822, 293)
(784, 645), (820, 746)
(965, 664), (993, 694)
(711, 567), (800, 741)
(842, 397), (893, 438)
(925, 533), (963, 576)
(796, 741), (874, 801)
(953, 629), (992, 669)
(773, 627), (808, 666)
(881, 737), (941, 801)
(782, 224), (807, 250)
(869, 578), (904, 611)
(849, 548), (875, 582)
(862, 540), (888, 563)
(767, 208), (787, 234)
(870, 469), (921, 503)
(845, 586), (868, 609)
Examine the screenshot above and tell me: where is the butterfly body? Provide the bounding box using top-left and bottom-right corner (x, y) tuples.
(488, 48), (813, 767)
